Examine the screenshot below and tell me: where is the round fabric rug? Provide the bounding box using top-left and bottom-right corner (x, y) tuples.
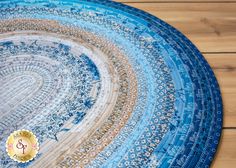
(0, 0), (223, 167)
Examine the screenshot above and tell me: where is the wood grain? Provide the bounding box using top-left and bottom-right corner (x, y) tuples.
(205, 54), (236, 128)
(212, 130), (236, 168)
(119, 3), (236, 53)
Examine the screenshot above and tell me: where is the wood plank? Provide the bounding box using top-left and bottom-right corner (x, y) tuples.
(204, 54), (236, 128)
(117, 0), (236, 2)
(212, 129), (236, 168)
(120, 3), (236, 53)
(206, 54), (236, 95)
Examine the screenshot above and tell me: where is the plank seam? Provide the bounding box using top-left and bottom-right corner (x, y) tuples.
(202, 52), (236, 54)
(223, 127), (236, 129)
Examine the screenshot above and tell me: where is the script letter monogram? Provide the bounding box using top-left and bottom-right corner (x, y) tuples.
(16, 139), (27, 154)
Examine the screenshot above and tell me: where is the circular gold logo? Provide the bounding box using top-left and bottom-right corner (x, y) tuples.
(6, 130), (39, 163)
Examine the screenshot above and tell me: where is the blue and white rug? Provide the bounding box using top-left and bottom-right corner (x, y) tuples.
(0, 0), (223, 167)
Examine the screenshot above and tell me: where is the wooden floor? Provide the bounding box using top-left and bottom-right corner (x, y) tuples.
(115, 0), (236, 167)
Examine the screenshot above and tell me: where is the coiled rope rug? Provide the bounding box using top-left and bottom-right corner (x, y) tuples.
(0, 0), (223, 167)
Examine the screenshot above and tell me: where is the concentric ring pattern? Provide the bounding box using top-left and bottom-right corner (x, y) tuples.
(0, 0), (223, 168)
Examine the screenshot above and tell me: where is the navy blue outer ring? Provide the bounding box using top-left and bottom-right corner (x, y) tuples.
(87, 0), (223, 167)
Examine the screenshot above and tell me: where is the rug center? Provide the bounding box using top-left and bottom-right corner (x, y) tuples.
(0, 34), (101, 143)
